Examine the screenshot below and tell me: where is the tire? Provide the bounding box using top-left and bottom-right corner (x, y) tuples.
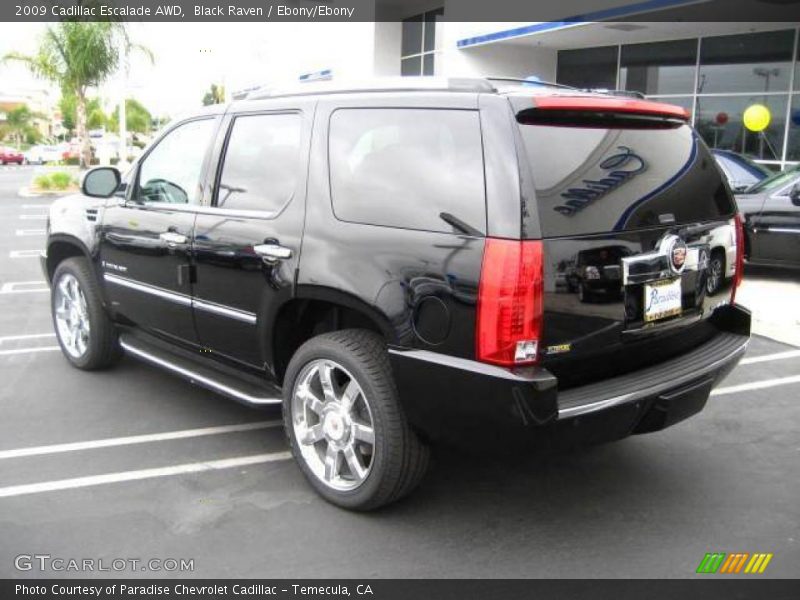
(283, 329), (430, 511)
(51, 257), (121, 370)
(706, 252), (725, 296)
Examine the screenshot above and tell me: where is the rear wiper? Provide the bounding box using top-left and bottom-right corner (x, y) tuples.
(439, 212), (483, 237)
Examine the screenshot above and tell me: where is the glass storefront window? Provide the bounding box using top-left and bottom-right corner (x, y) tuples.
(557, 46), (618, 90)
(787, 96), (800, 161)
(401, 16), (423, 57)
(695, 95), (788, 162)
(401, 8), (442, 76)
(620, 39), (697, 95)
(698, 30), (795, 94)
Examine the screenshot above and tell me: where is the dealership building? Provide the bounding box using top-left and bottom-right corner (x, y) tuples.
(280, 1), (800, 171)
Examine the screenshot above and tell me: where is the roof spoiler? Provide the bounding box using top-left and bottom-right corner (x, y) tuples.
(530, 96), (690, 121)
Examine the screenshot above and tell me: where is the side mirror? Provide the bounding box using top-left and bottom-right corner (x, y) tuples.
(81, 167), (121, 199)
(790, 184), (800, 206)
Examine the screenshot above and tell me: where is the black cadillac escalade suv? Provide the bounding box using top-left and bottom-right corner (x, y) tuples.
(42, 78), (751, 510)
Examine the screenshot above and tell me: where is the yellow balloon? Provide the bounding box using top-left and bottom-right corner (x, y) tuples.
(743, 104), (771, 132)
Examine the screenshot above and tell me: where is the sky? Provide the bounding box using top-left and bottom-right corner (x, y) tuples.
(0, 22), (370, 118)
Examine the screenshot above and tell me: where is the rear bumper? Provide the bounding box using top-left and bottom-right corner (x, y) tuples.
(389, 304), (750, 443)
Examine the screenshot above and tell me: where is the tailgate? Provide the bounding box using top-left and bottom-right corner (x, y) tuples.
(511, 95), (739, 388)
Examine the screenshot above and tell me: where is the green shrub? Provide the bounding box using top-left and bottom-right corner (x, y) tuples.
(34, 174), (52, 190)
(50, 172), (72, 190)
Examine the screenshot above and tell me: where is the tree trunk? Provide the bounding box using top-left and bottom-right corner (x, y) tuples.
(75, 90), (91, 169)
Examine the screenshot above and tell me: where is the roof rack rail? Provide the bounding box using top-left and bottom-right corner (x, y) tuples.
(239, 77), (497, 101)
(485, 76), (577, 91)
(586, 88), (646, 99)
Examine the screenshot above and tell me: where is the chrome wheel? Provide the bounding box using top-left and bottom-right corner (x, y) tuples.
(54, 273), (91, 358)
(706, 257), (723, 295)
(291, 359), (375, 492)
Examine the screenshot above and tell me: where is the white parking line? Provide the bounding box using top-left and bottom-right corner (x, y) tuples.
(740, 349), (800, 365)
(0, 346), (60, 356)
(0, 333), (55, 343)
(9, 250), (42, 259)
(0, 281), (48, 294)
(0, 451), (292, 498)
(19, 214), (47, 220)
(711, 374), (800, 396)
(0, 420), (283, 460)
(15, 229), (45, 236)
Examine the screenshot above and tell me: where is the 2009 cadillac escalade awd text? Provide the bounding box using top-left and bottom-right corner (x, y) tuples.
(42, 78), (751, 510)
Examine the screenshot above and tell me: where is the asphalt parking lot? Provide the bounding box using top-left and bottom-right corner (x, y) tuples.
(0, 164), (798, 579)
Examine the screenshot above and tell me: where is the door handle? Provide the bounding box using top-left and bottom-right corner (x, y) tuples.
(253, 243), (292, 260)
(159, 231), (188, 246)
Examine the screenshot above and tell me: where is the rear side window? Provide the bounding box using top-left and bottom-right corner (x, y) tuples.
(515, 107), (735, 237)
(216, 113), (302, 213)
(328, 108), (486, 234)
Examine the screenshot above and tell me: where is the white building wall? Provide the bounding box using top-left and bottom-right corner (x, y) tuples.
(373, 22), (403, 76)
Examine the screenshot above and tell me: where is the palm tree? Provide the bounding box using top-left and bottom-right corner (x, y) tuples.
(4, 106), (39, 149)
(3, 21), (151, 168)
(202, 83), (226, 106)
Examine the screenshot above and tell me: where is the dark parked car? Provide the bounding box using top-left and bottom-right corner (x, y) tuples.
(735, 166), (800, 269)
(567, 245), (632, 302)
(0, 146), (25, 165)
(42, 78), (750, 510)
(712, 149), (771, 193)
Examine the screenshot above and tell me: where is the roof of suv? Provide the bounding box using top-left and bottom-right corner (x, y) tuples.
(236, 76), (592, 101)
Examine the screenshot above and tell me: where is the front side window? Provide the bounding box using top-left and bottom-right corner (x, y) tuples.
(135, 119), (215, 205)
(329, 108), (485, 234)
(216, 113), (302, 213)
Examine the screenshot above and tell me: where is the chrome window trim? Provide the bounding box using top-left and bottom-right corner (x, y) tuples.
(122, 201), (278, 221)
(767, 227), (800, 234)
(103, 273), (257, 324)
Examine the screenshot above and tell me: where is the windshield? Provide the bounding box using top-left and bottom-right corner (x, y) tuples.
(744, 166), (800, 194)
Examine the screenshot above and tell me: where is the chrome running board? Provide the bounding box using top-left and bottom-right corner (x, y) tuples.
(119, 335), (282, 406)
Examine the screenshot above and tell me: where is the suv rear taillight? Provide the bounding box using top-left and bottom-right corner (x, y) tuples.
(476, 239), (544, 367)
(731, 213), (745, 303)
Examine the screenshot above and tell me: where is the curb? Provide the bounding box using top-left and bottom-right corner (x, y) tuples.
(18, 187), (77, 198)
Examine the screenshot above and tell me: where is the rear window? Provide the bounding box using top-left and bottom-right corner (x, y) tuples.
(328, 108), (486, 234)
(515, 106), (735, 237)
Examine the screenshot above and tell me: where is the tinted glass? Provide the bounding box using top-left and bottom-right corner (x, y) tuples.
(401, 56), (421, 76)
(516, 118), (734, 237)
(216, 113), (302, 212)
(135, 119), (215, 204)
(620, 39), (697, 95)
(401, 15), (422, 56)
(695, 95), (788, 162)
(787, 95), (800, 161)
(746, 167), (800, 194)
(698, 30), (794, 94)
(423, 53), (434, 76)
(329, 109), (486, 234)
(557, 46), (618, 90)
(423, 9), (443, 52)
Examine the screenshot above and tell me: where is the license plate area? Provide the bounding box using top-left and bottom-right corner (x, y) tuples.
(643, 278), (682, 322)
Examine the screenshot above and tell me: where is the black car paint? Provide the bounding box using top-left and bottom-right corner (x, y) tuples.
(43, 89), (750, 444)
